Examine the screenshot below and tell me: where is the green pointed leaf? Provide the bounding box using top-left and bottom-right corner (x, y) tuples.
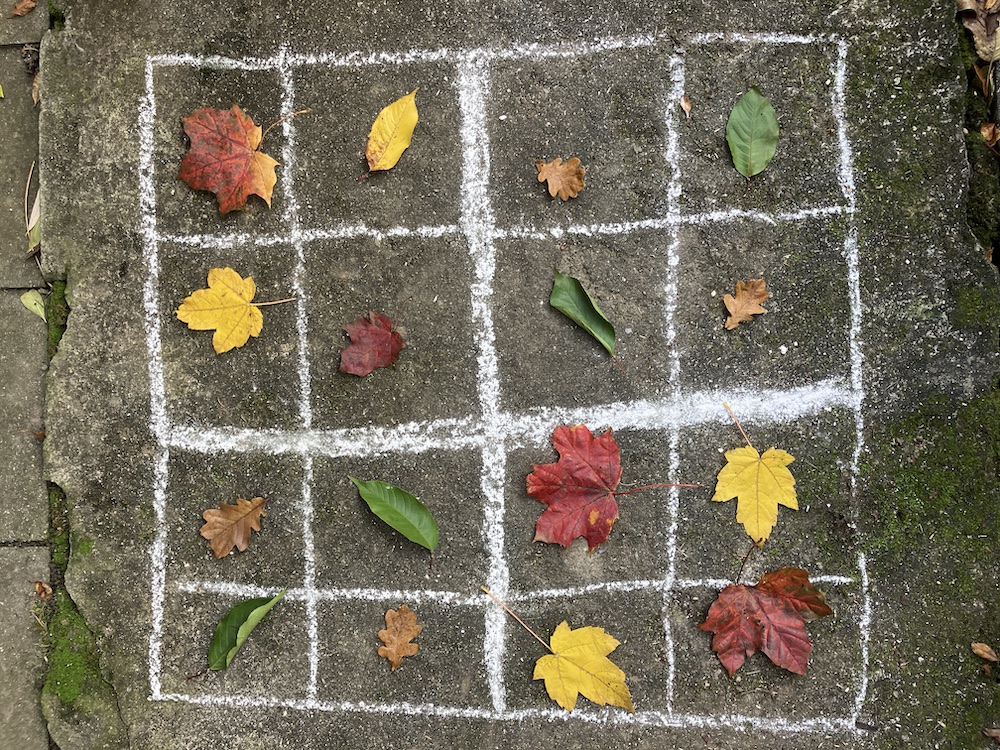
(208, 589), (285, 670)
(550, 269), (616, 356)
(726, 87), (779, 179)
(349, 477), (439, 552)
(20, 290), (45, 321)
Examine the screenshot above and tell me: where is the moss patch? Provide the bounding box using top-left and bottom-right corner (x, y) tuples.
(49, 483), (69, 571)
(43, 589), (102, 706)
(45, 279), (68, 358)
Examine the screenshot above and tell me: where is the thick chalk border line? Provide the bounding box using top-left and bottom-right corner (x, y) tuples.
(139, 31), (870, 734)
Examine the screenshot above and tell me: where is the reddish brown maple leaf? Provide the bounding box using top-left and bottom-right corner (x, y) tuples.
(528, 425), (622, 552)
(178, 104), (279, 215)
(339, 311), (405, 376)
(699, 567), (833, 677)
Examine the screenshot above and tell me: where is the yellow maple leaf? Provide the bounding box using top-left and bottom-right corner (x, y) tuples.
(176, 267), (264, 354)
(711, 446), (797, 545)
(365, 89), (418, 172)
(533, 621), (634, 713)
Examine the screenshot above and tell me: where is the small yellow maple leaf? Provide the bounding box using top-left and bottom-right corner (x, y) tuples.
(176, 267), (264, 354)
(711, 446), (797, 546)
(533, 621), (634, 713)
(366, 89), (418, 172)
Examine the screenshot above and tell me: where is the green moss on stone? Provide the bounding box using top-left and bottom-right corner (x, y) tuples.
(45, 279), (68, 359)
(953, 284), (1000, 330)
(43, 590), (102, 706)
(49, 483), (69, 570)
(73, 535), (94, 557)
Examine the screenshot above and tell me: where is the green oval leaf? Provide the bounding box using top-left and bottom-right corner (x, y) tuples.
(726, 87), (779, 179)
(550, 269), (616, 356)
(208, 589), (285, 670)
(349, 476), (439, 552)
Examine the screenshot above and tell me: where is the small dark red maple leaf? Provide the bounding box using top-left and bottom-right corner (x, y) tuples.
(699, 567), (833, 677)
(339, 311), (405, 376)
(528, 425), (623, 552)
(178, 104), (279, 215)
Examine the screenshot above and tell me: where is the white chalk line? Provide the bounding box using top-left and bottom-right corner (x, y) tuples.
(151, 691), (856, 733)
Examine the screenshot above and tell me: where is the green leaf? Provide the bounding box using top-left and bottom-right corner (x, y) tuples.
(208, 589), (285, 670)
(20, 290), (45, 321)
(726, 87), (779, 179)
(349, 477), (439, 552)
(26, 191), (40, 254)
(549, 269), (616, 356)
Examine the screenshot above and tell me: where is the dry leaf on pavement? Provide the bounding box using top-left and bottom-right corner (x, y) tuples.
(974, 642), (999, 662)
(10, 0), (36, 17)
(960, 0), (1000, 62)
(723, 278), (769, 330)
(536, 157), (586, 200)
(200, 497), (267, 558)
(378, 605), (421, 671)
(534, 621), (634, 713)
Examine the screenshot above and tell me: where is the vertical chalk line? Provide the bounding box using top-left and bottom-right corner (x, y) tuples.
(277, 48), (320, 704)
(139, 56), (170, 699)
(455, 54), (509, 714)
(660, 52), (686, 716)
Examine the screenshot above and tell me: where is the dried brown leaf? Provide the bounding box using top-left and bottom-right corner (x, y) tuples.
(984, 727), (1000, 744)
(974, 642), (999, 662)
(982, 123), (1000, 148)
(34, 580), (51, 599)
(200, 496), (267, 558)
(10, 0), (35, 17)
(378, 605), (421, 671)
(723, 278), (769, 330)
(960, 0), (1000, 62)
(536, 157), (586, 200)
(30, 72), (39, 106)
(680, 95), (693, 118)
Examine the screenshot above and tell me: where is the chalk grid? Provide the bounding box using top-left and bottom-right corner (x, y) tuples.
(139, 32), (871, 734)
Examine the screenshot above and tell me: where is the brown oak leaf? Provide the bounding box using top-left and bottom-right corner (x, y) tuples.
(378, 605), (421, 671)
(200, 497), (267, 558)
(10, 0), (35, 16)
(723, 278), (769, 330)
(178, 104), (279, 215)
(536, 157), (586, 200)
(339, 311), (405, 376)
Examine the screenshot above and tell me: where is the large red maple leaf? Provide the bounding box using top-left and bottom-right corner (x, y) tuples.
(528, 425), (623, 551)
(699, 567), (834, 677)
(178, 104), (279, 215)
(339, 311), (405, 376)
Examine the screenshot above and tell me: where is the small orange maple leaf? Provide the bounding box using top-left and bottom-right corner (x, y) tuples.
(723, 278), (769, 330)
(378, 605), (421, 671)
(536, 157), (586, 200)
(200, 497), (267, 558)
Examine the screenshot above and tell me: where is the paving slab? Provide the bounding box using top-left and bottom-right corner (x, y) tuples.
(0, 2), (46, 46)
(0, 547), (50, 750)
(38, 0), (1000, 748)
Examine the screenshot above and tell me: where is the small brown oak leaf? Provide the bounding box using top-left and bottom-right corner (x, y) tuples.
(536, 157), (586, 200)
(974, 642), (999, 662)
(723, 278), (769, 330)
(378, 604), (422, 671)
(10, 0), (36, 17)
(200, 496), (267, 559)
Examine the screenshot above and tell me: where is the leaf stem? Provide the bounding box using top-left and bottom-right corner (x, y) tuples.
(735, 539), (758, 584)
(261, 108), (313, 142)
(615, 482), (701, 497)
(252, 297), (297, 307)
(480, 586), (552, 653)
(23, 160), (33, 232)
(723, 401), (755, 451)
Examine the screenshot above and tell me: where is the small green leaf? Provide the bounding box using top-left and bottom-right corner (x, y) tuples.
(349, 476), (438, 552)
(726, 87), (779, 179)
(20, 290), (45, 321)
(549, 269), (616, 356)
(208, 589), (285, 670)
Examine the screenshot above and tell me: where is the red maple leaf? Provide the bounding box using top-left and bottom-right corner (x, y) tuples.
(699, 567), (834, 677)
(339, 311), (405, 376)
(527, 425), (623, 551)
(178, 104), (279, 215)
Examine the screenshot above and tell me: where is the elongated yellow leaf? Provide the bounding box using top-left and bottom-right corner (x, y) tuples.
(365, 89), (418, 172)
(711, 446), (796, 545)
(176, 267), (264, 354)
(533, 621), (634, 713)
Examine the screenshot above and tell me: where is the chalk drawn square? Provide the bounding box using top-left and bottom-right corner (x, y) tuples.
(502, 589), (669, 712)
(505, 428), (675, 592)
(157, 590), (309, 700)
(488, 43), (675, 230)
(672, 217), (853, 393)
(492, 233), (672, 412)
(304, 234), (480, 429)
(150, 65), (289, 236)
(315, 599), (491, 708)
(667, 583), (861, 719)
(157, 242), (303, 430)
(675, 39), (845, 216)
(672, 411), (858, 583)
(311, 448), (488, 593)
(291, 61), (464, 231)
(162, 449), (306, 589)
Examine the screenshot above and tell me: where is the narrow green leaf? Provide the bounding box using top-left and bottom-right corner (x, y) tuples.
(726, 87), (779, 179)
(20, 290), (45, 321)
(208, 589), (285, 670)
(349, 476), (438, 552)
(549, 269), (616, 356)
(26, 191), (40, 254)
